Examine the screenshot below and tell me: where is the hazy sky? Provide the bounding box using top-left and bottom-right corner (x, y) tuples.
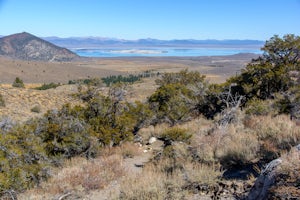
(0, 0), (299, 40)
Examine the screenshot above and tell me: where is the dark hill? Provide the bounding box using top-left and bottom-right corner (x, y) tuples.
(0, 32), (78, 61)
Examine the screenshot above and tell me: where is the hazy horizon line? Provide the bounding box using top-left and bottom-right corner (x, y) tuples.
(0, 31), (266, 42)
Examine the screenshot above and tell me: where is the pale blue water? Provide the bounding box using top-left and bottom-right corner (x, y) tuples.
(72, 47), (262, 57)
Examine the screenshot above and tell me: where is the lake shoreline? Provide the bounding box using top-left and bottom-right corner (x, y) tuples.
(72, 47), (262, 57)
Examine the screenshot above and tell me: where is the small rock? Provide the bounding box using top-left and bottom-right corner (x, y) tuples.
(296, 144), (300, 151)
(148, 136), (157, 144)
(133, 135), (143, 143)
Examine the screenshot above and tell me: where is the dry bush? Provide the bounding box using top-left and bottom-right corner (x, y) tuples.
(244, 115), (300, 153)
(245, 98), (275, 116)
(190, 131), (223, 164)
(267, 146), (300, 199)
(118, 157), (222, 200)
(137, 118), (209, 145)
(0, 93), (5, 107)
(159, 143), (191, 173)
(62, 155), (124, 191)
(99, 142), (142, 159)
(136, 125), (156, 144)
(118, 163), (187, 200)
(215, 125), (260, 168)
(108, 142), (142, 158)
(190, 121), (259, 167)
(152, 123), (170, 137)
(19, 155), (125, 199)
(184, 162), (222, 186)
(177, 116), (212, 135)
(136, 123), (170, 145)
(159, 127), (192, 143)
(279, 146), (300, 173)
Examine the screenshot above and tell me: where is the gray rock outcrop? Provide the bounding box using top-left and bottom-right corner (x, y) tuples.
(247, 144), (300, 200)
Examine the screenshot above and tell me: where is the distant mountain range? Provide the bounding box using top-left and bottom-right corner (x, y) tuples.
(42, 36), (264, 49)
(0, 32), (264, 61)
(0, 32), (78, 61)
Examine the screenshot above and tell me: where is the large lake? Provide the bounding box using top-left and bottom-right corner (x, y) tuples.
(72, 47), (262, 57)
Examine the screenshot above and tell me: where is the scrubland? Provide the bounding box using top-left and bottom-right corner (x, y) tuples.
(0, 34), (300, 199)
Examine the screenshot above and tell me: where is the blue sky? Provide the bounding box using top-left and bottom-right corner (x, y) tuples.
(0, 0), (299, 40)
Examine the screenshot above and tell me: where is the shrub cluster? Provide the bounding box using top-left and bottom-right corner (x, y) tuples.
(0, 124), (49, 191)
(149, 69), (209, 125)
(159, 127), (192, 143)
(102, 71), (158, 87)
(102, 74), (141, 86)
(68, 78), (103, 86)
(34, 82), (61, 90)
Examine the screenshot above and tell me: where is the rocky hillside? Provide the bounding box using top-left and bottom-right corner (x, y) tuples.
(0, 32), (78, 61)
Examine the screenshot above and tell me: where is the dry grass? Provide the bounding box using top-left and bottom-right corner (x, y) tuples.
(178, 116), (213, 135)
(267, 145), (300, 199)
(118, 162), (187, 200)
(0, 84), (82, 122)
(189, 120), (259, 167)
(279, 146), (300, 173)
(117, 157), (222, 200)
(137, 123), (169, 145)
(190, 114), (299, 168)
(19, 155), (125, 200)
(244, 115), (300, 152)
(215, 126), (260, 167)
(191, 134), (218, 164)
(137, 116), (212, 145)
(184, 162), (222, 186)
(0, 57), (123, 84)
(125, 77), (158, 103)
(100, 142), (143, 158)
(0, 55), (253, 84)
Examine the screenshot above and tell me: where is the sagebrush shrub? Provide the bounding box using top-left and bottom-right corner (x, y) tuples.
(35, 82), (60, 90)
(215, 125), (260, 168)
(245, 98), (274, 115)
(244, 115), (300, 159)
(0, 94), (5, 107)
(159, 127), (192, 143)
(0, 124), (49, 192)
(12, 77), (25, 88)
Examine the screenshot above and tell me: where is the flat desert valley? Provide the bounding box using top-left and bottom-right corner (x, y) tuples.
(0, 53), (256, 84)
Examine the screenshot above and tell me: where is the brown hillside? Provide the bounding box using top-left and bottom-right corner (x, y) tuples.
(0, 32), (78, 61)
